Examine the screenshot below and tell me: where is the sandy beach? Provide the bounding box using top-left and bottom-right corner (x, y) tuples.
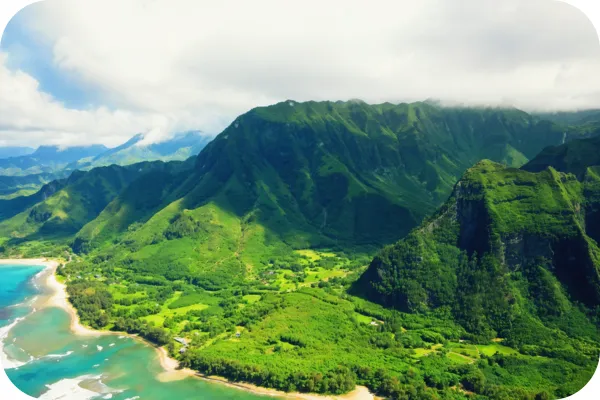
(1, 258), (379, 400)
(0, 258), (59, 268)
(195, 376), (380, 400)
(0, 258), (108, 337)
(43, 266), (115, 337)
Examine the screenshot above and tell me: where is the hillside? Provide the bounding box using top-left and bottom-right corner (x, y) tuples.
(0, 171), (68, 197)
(75, 101), (576, 248)
(523, 134), (600, 177)
(52, 101), (586, 294)
(0, 160), (191, 256)
(356, 159), (600, 388)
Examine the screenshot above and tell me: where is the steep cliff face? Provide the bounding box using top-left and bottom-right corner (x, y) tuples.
(357, 160), (600, 339)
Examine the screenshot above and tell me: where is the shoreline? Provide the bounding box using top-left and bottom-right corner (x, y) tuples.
(1, 258), (379, 400)
(0, 258), (59, 268)
(194, 375), (379, 400)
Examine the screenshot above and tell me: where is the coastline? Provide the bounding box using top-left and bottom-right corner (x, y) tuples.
(1, 258), (379, 400)
(43, 264), (116, 337)
(0, 258), (59, 268)
(194, 375), (379, 400)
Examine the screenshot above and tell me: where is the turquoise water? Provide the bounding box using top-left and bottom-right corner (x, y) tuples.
(0, 265), (45, 326)
(0, 264), (277, 400)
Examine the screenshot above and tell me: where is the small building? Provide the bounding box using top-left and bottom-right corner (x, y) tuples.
(174, 337), (188, 346)
(179, 347), (187, 354)
(235, 332), (241, 338)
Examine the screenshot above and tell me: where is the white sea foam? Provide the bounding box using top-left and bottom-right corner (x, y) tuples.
(0, 317), (26, 369)
(124, 397), (140, 400)
(0, 318), (24, 338)
(2, 348), (75, 369)
(96, 345), (103, 351)
(109, 343), (115, 347)
(8, 295), (39, 312)
(38, 375), (104, 400)
(103, 394), (113, 399)
(45, 350), (74, 359)
(82, 344), (88, 348)
(118, 336), (125, 339)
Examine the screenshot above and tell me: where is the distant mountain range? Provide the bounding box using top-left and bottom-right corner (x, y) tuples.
(0, 144), (108, 176)
(0, 131), (214, 196)
(0, 146), (35, 159)
(68, 130), (213, 171)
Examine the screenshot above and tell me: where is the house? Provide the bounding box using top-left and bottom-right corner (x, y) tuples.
(174, 337), (188, 346)
(235, 332), (241, 338)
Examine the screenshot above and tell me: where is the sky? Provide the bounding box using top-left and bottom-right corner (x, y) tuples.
(0, 0), (599, 147)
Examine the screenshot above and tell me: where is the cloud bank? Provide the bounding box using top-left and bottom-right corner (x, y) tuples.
(1, 0), (599, 146)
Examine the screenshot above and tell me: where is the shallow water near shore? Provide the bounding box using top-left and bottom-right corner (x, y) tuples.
(0, 265), (45, 326)
(1, 264), (277, 400)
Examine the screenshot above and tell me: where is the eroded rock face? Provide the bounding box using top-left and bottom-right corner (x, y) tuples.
(454, 180), (492, 257)
(498, 233), (553, 271)
(358, 161), (600, 329)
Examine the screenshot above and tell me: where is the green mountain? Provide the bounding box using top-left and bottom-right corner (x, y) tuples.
(523, 134), (600, 177)
(355, 156), (600, 395)
(53, 101), (585, 292)
(357, 158), (600, 366)
(80, 101), (571, 238)
(0, 160), (191, 255)
(0, 171), (69, 197)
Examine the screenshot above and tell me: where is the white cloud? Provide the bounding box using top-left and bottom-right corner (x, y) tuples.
(1, 0), (600, 147)
(0, 52), (178, 146)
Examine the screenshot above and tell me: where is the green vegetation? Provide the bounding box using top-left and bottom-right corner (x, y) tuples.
(358, 160), (600, 398)
(2, 102), (600, 399)
(0, 172), (66, 197)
